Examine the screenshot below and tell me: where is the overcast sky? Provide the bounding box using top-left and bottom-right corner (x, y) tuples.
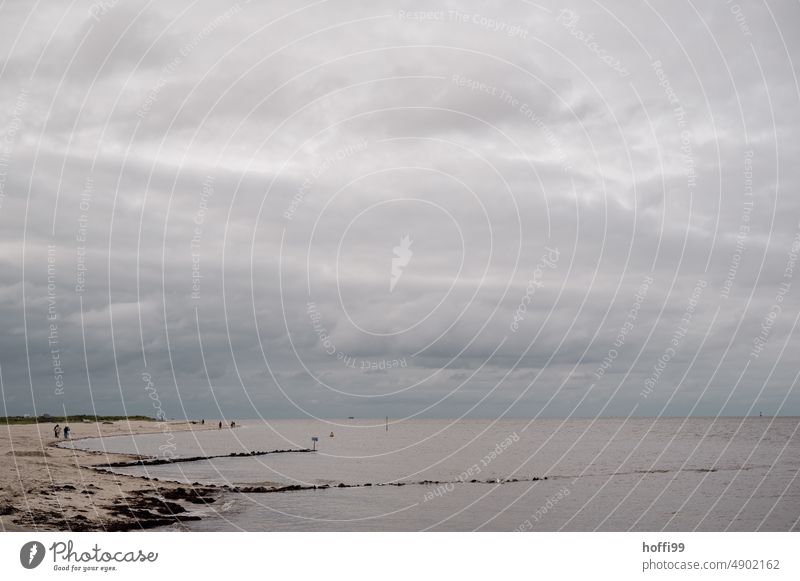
(1, 0), (799, 420)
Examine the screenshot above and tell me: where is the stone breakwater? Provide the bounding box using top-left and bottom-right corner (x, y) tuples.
(99, 447), (314, 468)
(95, 448), (549, 494)
(229, 476), (548, 494)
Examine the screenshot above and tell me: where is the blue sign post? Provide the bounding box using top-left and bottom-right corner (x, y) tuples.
(311, 436), (319, 451)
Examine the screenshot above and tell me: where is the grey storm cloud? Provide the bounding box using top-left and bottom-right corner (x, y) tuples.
(1, 0), (799, 420)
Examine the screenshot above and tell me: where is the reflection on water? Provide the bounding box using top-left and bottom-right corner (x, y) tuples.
(69, 417), (800, 531)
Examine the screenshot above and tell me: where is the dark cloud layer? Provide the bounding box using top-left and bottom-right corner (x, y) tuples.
(1, 0), (799, 420)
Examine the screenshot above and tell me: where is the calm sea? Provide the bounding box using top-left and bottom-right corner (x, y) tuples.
(67, 417), (800, 531)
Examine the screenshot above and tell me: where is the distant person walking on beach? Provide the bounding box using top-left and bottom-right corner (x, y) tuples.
(63, 426), (70, 439)
(218, 421), (222, 429)
(201, 419), (205, 425)
(54, 424), (61, 438)
(231, 421), (235, 428)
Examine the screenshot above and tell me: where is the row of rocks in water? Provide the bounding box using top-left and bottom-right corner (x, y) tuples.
(103, 448), (313, 468)
(223, 476), (549, 494)
(95, 458), (549, 494)
(94, 467), (549, 493)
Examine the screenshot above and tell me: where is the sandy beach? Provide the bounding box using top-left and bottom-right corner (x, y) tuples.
(0, 420), (220, 532)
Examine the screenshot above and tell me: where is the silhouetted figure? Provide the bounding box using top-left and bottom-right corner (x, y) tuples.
(63, 426), (70, 439)
(218, 421), (222, 429)
(329, 431), (335, 438)
(231, 421), (235, 428)
(201, 419), (205, 425)
(54, 424), (61, 438)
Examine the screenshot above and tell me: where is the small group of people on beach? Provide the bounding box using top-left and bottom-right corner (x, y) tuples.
(216, 420), (236, 429)
(53, 424), (70, 439)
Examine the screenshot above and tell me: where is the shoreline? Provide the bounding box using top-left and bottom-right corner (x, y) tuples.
(0, 419), (222, 532)
(1, 420), (556, 532)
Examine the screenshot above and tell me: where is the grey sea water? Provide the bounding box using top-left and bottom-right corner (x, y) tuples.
(68, 417), (800, 531)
